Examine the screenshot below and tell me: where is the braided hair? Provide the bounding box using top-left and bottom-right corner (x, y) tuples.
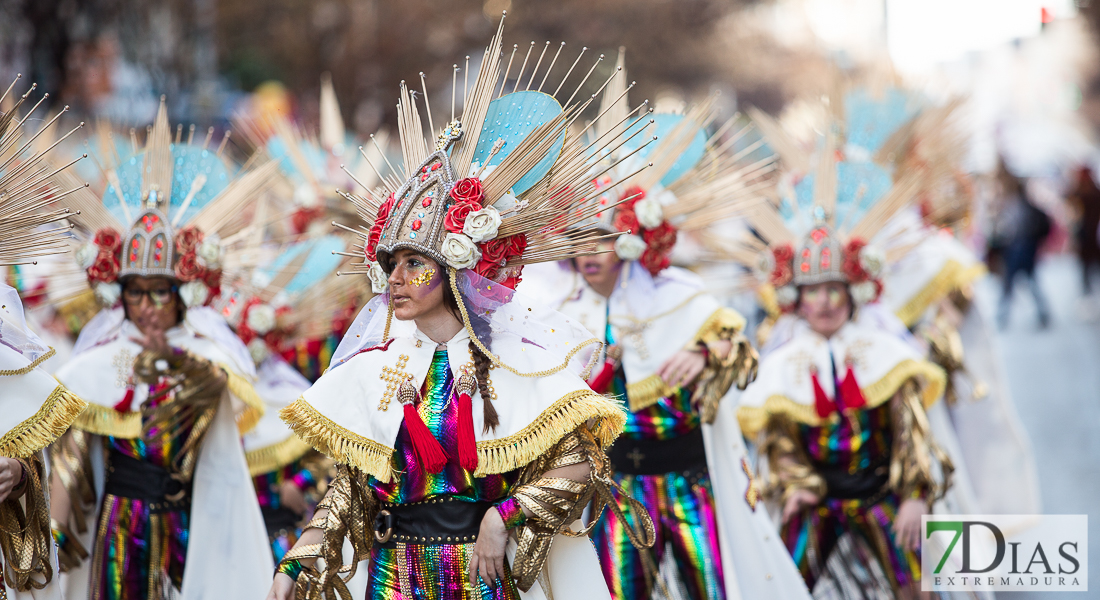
(442, 271), (499, 433)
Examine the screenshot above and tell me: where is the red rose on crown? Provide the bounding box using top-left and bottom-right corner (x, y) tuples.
(366, 193), (397, 261)
(444, 201), (478, 234)
(450, 178), (485, 206)
(94, 228), (122, 254)
(175, 252), (201, 281)
(770, 243), (795, 287)
(176, 226), (204, 254)
(88, 254), (120, 283)
(842, 238), (869, 283)
(639, 221), (677, 276)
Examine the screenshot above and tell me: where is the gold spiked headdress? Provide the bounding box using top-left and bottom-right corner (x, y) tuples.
(339, 16), (657, 293)
(55, 98), (281, 308)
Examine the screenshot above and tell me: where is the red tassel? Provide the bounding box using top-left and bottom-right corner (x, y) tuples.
(403, 403), (448, 473)
(811, 370), (834, 419)
(456, 392), (479, 471)
(839, 365), (867, 409)
(587, 362), (616, 394)
(113, 388), (134, 413)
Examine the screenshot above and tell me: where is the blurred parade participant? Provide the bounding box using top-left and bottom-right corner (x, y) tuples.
(215, 236), (357, 564)
(1066, 165), (1100, 296)
(267, 18), (658, 600)
(0, 78), (90, 600)
(994, 167), (1052, 328)
(523, 51), (810, 600)
(48, 100), (278, 599)
(730, 122), (955, 598)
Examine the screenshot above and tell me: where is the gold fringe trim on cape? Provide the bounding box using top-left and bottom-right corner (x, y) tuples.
(0, 347), (55, 376)
(691, 307), (747, 346)
(225, 367), (265, 434)
(472, 390), (625, 477)
(737, 358), (946, 438)
(896, 260), (987, 327)
(626, 374), (673, 412)
(245, 434), (314, 477)
(0, 384), (87, 458)
(625, 308), (746, 412)
(72, 403), (142, 438)
(280, 390), (626, 482)
(280, 398), (398, 482)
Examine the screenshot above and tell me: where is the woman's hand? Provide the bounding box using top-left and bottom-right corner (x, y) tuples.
(0, 457), (25, 503)
(893, 498), (929, 552)
(469, 506), (509, 590)
(266, 572), (295, 600)
(279, 480), (309, 516)
(656, 348), (706, 390)
(781, 488), (820, 525)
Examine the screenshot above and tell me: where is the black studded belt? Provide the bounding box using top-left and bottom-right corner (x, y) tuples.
(104, 448), (192, 513)
(374, 496), (491, 548)
(607, 426), (708, 475)
(818, 456), (891, 502)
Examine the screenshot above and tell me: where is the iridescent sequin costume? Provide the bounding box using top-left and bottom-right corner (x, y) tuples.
(254, 462), (316, 561)
(364, 349), (522, 600)
(592, 318), (726, 600)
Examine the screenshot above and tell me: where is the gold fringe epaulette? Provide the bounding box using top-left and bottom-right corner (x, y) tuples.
(691, 307), (747, 346)
(626, 374), (672, 412)
(896, 260), (987, 327)
(281, 390), (626, 482)
(225, 367), (265, 434)
(737, 358), (946, 438)
(280, 398), (398, 482)
(0, 384), (87, 459)
(245, 434), (314, 477)
(473, 390), (625, 477)
(72, 403), (142, 438)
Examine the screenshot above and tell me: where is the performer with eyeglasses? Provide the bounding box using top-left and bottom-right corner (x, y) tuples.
(48, 100), (274, 600)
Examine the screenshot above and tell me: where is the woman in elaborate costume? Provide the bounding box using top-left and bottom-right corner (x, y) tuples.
(47, 100), (278, 599)
(0, 78), (90, 600)
(730, 122), (955, 598)
(522, 51), (810, 600)
(268, 17), (656, 600)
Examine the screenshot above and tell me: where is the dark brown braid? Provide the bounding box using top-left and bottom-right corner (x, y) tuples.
(468, 340), (498, 433)
(442, 269), (499, 433)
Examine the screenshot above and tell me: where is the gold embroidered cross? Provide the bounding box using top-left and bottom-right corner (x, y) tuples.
(113, 349), (135, 388)
(626, 448), (645, 470)
(379, 354), (411, 411)
(787, 350), (813, 387)
(615, 319), (652, 361)
(844, 339), (872, 371)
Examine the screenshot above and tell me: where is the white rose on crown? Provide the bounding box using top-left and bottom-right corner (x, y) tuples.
(858, 245), (885, 278)
(196, 235), (223, 269)
(94, 281), (121, 307)
(179, 280), (210, 308)
(850, 280), (878, 305)
(441, 233), (481, 269)
(75, 244), (99, 270)
(463, 206), (501, 242)
(247, 338), (270, 365)
(614, 234), (647, 261)
(634, 197), (664, 230)
(775, 284), (798, 307)
(246, 303), (277, 335)
(366, 261), (389, 293)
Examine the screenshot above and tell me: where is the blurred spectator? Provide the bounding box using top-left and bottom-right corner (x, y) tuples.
(1066, 165), (1100, 295)
(995, 171), (1052, 329)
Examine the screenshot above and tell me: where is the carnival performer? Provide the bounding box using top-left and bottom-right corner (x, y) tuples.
(268, 17), (658, 600)
(47, 100), (280, 600)
(522, 50), (810, 600)
(0, 77), (90, 600)
(729, 120), (955, 597)
(846, 85), (1042, 516)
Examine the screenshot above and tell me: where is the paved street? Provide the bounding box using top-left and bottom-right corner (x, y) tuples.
(973, 254), (1100, 599)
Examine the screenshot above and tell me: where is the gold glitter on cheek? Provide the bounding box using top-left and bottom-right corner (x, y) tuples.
(410, 267), (436, 288)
